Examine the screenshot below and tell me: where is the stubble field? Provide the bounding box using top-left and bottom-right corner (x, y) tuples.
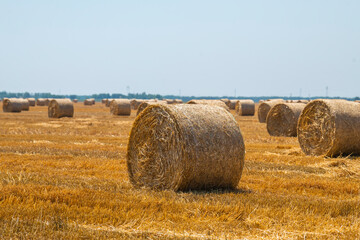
(0, 102), (359, 239)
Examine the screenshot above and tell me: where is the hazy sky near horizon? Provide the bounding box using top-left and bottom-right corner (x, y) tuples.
(0, 1), (359, 97)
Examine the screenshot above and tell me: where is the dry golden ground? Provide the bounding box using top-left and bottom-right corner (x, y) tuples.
(0, 102), (359, 239)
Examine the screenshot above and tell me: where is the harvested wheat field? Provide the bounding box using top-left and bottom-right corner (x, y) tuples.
(0, 102), (359, 239)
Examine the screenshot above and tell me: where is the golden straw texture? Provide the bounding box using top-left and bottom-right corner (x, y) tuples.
(298, 99), (360, 157)
(136, 101), (167, 116)
(266, 103), (305, 137)
(258, 99), (284, 123)
(2, 98), (23, 112)
(110, 99), (131, 116)
(187, 99), (230, 111)
(127, 104), (245, 191)
(48, 99), (74, 118)
(235, 100), (255, 116)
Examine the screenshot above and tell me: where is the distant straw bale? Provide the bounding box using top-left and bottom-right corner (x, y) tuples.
(355, 100), (360, 103)
(235, 100), (255, 116)
(136, 101), (167, 116)
(27, 98), (36, 106)
(220, 98), (230, 106)
(298, 99), (360, 157)
(110, 99), (131, 116)
(19, 98), (30, 111)
(258, 99), (284, 123)
(36, 98), (47, 106)
(228, 100), (238, 110)
(48, 99), (74, 118)
(297, 100), (309, 104)
(266, 103), (306, 137)
(187, 99), (230, 111)
(105, 99), (113, 107)
(3, 98), (23, 112)
(130, 99), (145, 110)
(165, 99), (176, 104)
(127, 104), (245, 191)
(175, 99), (183, 104)
(102, 99), (107, 104)
(84, 99), (94, 106)
(72, 99), (78, 103)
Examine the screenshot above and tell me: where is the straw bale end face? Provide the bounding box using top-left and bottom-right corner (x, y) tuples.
(298, 99), (360, 157)
(266, 103), (305, 137)
(127, 104), (245, 191)
(2, 98), (23, 113)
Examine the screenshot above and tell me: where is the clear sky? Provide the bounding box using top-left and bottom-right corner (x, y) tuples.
(0, 1), (359, 97)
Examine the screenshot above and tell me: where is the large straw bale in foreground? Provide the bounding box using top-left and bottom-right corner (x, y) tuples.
(258, 99), (284, 123)
(187, 99), (230, 111)
(127, 104), (245, 191)
(27, 98), (36, 106)
(110, 99), (131, 116)
(266, 103), (305, 137)
(235, 100), (255, 116)
(298, 99), (360, 156)
(136, 101), (167, 116)
(2, 98), (23, 112)
(48, 99), (74, 118)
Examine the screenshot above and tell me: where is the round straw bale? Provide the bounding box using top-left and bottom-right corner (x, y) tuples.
(298, 99), (360, 157)
(235, 100), (255, 116)
(266, 103), (305, 137)
(355, 100), (360, 103)
(84, 99), (94, 106)
(27, 98), (36, 106)
(19, 98), (30, 111)
(228, 100), (238, 110)
(127, 104), (245, 191)
(175, 99), (183, 104)
(136, 101), (167, 116)
(2, 98), (23, 112)
(258, 99), (284, 123)
(110, 99), (131, 116)
(105, 98), (113, 107)
(130, 99), (145, 110)
(220, 98), (230, 106)
(297, 100), (309, 104)
(164, 99), (176, 104)
(72, 99), (78, 103)
(44, 99), (50, 106)
(101, 99), (107, 104)
(187, 99), (230, 111)
(36, 98), (47, 106)
(48, 99), (74, 118)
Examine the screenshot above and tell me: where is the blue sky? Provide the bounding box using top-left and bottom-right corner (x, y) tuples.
(0, 1), (359, 97)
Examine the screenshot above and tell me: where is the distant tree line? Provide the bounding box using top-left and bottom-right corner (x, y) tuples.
(0, 91), (358, 103)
